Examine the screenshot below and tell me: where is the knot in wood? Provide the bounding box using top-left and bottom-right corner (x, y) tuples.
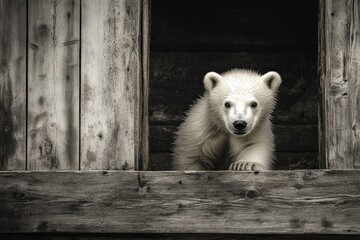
(303, 170), (318, 181)
(294, 182), (304, 190)
(15, 191), (26, 200)
(39, 24), (50, 33)
(246, 189), (259, 199)
(44, 139), (53, 155)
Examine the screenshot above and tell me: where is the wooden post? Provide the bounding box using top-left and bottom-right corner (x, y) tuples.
(319, 0), (360, 169)
(0, 0), (27, 170)
(139, 0), (150, 170)
(81, 0), (147, 170)
(27, 0), (80, 170)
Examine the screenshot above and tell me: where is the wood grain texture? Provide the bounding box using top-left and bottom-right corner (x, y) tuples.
(150, 52), (318, 124)
(27, 0), (80, 170)
(319, 0), (360, 169)
(348, 0), (360, 169)
(0, 234), (360, 240)
(139, 0), (150, 170)
(81, 0), (141, 170)
(149, 152), (318, 171)
(0, 0), (26, 170)
(151, 0), (318, 52)
(150, 125), (318, 153)
(0, 170), (359, 234)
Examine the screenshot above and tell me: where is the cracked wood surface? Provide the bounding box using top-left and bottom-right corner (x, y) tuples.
(0, 0), (26, 170)
(1, 0), (148, 170)
(81, 0), (142, 170)
(319, 0), (360, 169)
(0, 170), (359, 234)
(27, 0), (80, 170)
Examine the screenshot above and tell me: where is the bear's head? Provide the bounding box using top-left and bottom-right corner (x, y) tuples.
(203, 69), (281, 137)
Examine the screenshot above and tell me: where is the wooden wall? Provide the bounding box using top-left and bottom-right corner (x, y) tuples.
(149, 0), (319, 170)
(0, 0), (145, 170)
(1, 1), (360, 239)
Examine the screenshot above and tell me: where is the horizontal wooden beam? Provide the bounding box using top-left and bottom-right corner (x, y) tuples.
(0, 170), (359, 234)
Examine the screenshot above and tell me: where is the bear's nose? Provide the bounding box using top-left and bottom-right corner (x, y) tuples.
(233, 120), (247, 131)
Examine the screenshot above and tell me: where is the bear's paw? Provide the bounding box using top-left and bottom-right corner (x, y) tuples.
(229, 161), (264, 171)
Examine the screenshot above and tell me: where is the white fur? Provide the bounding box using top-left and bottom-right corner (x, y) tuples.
(172, 69), (282, 171)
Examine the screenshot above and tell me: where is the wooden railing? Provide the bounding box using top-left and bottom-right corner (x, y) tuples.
(0, 170), (359, 234)
(1, 0), (360, 237)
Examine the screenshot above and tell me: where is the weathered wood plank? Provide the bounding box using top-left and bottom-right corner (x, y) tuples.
(149, 152), (318, 171)
(319, 0), (360, 169)
(0, 234), (359, 240)
(139, 0), (150, 170)
(0, 0), (26, 170)
(0, 170), (359, 234)
(27, 0), (80, 170)
(150, 52), (318, 124)
(81, 0), (142, 170)
(150, 124), (318, 153)
(348, 0), (360, 169)
(151, 0), (318, 52)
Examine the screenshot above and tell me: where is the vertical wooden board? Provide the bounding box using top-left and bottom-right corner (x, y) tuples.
(318, 0), (326, 169)
(0, 0), (26, 170)
(81, 0), (141, 170)
(27, 0), (80, 170)
(348, 0), (360, 168)
(139, 0), (150, 170)
(319, 0), (360, 169)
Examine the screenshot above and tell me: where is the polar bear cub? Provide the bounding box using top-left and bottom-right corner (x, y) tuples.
(172, 69), (282, 171)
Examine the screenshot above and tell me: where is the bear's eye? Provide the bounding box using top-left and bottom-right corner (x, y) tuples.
(224, 102), (231, 108)
(250, 102), (258, 108)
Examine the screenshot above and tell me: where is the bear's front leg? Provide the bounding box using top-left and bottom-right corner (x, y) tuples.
(229, 142), (273, 171)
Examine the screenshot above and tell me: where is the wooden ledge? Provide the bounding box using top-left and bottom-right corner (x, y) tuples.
(0, 170), (359, 234)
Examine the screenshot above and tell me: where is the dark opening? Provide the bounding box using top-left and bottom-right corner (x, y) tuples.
(149, 0), (319, 170)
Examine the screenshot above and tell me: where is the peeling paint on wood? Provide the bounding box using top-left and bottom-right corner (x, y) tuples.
(0, 170), (359, 234)
(319, 0), (360, 169)
(0, 0), (26, 170)
(81, 0), (142, 170)
(27, 0), (80, 170)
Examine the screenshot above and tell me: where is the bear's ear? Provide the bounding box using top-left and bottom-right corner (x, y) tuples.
(261, 71), (282, 92)
(204, 72), (222, 91)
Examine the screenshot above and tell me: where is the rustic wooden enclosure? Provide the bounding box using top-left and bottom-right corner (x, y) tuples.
(149, 0), (319, 170)
(1, 0), (360, 239)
